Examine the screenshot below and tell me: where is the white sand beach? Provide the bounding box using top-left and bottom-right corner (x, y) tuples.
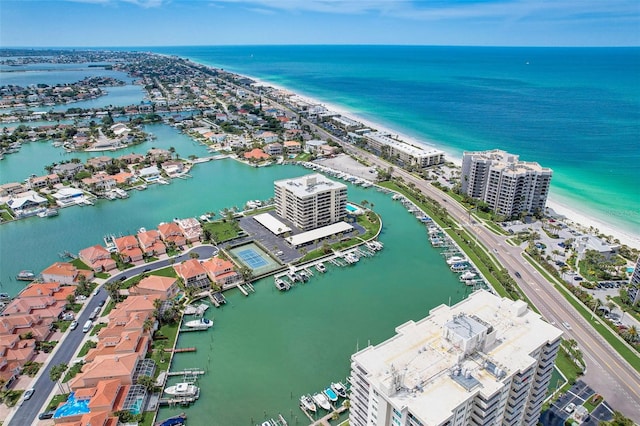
(246, 73), (640, 249)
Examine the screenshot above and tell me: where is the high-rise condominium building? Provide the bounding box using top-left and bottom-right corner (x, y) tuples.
(274, 173), (347, 231)
(349, 290), (562, 426)
(461, 150), (552, 218)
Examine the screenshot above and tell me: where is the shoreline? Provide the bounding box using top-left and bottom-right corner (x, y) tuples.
(205, 64), (640, 249)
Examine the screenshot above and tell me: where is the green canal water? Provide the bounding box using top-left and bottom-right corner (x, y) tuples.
(0, 122), (471, 425)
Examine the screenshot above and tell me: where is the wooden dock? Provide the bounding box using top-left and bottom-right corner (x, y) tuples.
(167, 369), (205, 377)
(164, 347), (196, 353)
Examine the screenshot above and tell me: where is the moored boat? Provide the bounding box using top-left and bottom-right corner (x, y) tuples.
(446, 256), (466, 265)
(315, 262), (326, 273)
(16, 270), (36, 281)
(331, 382), (348, 398)
(274, 278), (290, 291)
(324, 387), (338, 402)
(460, 271), (477, 281)
(312, 392), (331, 411)
(37, 208), (58, 218)
(164, 382), (199, 397)
(299, 395), (316, 412)
(184, 317), (213, 328)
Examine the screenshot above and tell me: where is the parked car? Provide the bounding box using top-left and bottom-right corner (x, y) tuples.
(573, 276), (584, 281)
(38, 410), (55, 420)
(69, 320), (78, 330)
(565, 402), (576, 413)
(22, 388), (35, 400)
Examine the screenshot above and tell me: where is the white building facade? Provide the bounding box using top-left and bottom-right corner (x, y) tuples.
(349, 290), (562, 426)
(274, 173), (347, 231)
(363, 131), (445, 168)
(461, 150), (552, 218)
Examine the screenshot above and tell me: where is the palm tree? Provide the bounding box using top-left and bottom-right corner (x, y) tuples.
(104, 281), (120, 303)
(625, 326), (638, 343)
(137, 375), (157, 392)
(49, 363), (68, 393)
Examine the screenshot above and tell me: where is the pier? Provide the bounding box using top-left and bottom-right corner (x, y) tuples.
(166, 369), (206, 377)
(164, 347), (196, 353)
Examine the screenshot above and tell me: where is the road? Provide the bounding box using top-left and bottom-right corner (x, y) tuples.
(7, 245), (218, 426)
(337, 140), (640, 420)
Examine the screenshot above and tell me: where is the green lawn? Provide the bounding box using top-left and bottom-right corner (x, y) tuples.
(151, 267), (178, 278)
(54, 320), (71, 332)
(90, 323), (107, 336)
(71, 258), (91, 270)
(62, 363), (84, 383)
(203, 220), (241, 243)
(78, 340), (97, 357)
(46, 393), (69, 411)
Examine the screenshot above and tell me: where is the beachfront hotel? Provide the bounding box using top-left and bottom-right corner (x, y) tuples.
(274, 173), (347, 231)
(363, 131), (445, 168)
(461, 149), (552, 218)
(349, 290), (562, 426)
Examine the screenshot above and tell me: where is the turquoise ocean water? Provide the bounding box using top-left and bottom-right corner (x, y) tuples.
(145, 45), (640, 238)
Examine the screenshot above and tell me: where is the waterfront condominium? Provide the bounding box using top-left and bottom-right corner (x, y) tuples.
(461, 149), (552, 218)
(274, 173), (347, 231)
(363, 131), (445, 168)
(349, 290), (562, 426)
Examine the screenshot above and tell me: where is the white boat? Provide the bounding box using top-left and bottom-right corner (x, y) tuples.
(344, 252), (359, 264)
(184, 317), (213, 328)
(37, 208), (58, 218)
(312, 392), (331, 411)
(299, 395), (316, 412)
(164, 382), (199, 397)
(138, 227), (147, 234)
(446, 256), (466, 265)
(16, 270), (36, 281)
(460, 271), (477, 281)
(331, 382), (348, 398)
(274, 278), (290, 291)
(315, 262), (326, 273)
(113, 188), (129, 198)
(83, 198), (94, 206)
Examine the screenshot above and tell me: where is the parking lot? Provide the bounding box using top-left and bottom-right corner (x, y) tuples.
(540, 381), (613, 426)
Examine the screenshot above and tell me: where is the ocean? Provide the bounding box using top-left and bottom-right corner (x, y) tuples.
(145, 45), (640, 240)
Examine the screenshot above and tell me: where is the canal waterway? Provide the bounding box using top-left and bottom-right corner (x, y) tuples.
(1, 62), (476, 425)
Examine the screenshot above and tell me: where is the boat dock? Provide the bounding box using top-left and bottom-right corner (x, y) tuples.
(167, 369), (206, 377)
(164, 347), (197, 353)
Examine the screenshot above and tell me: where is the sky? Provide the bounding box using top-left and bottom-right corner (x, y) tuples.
(0, 0), (639, 47)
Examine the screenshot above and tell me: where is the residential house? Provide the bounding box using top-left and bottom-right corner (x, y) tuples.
(0, 334), (36, 385)
(19, 282), (76, 303)
(52, 187), (85, 207)
(244, 148), (270, 161)
(114, 235), (144, 263)
(2, 296), (66, 320)
(173, 259), (210, 290)
(85, 328), (151, 363)
(304, 139), (326, 154)
(283, 140), (301, 154)
(81, 172), (117, 193)
(161, 160), (184, 176)
(79, 245), (117, 272)
(202, 257), (241, 288)
(70, 352), (141, 390)
(157, 222), (187, 247)
(110, 123), (130, 136)
(264, 142), (283, 156)
(107, 296), (157, 325)
(86, 156), (113, 171)
(28, 173), (60, 190)
(138, 165), (160, 181)
(136, 229), (166, 256)
(257, 131), (279, 144)
(53, 162), (84, 179)
(118, 153), (144, 165)
(146, 148), (171, 162)
(6, 192), (48, 217)
(175, 218), (202, 243)
(129, 275), (179, 300)
(112, 171), (134, 186)
(0, 182), (25, 197)
(40, 262), (85, 285)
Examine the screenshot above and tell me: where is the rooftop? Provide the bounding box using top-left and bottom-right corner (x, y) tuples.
(275, 173), (346, 198)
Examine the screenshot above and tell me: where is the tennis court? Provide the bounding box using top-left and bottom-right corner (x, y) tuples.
(229, 243), (280, 276)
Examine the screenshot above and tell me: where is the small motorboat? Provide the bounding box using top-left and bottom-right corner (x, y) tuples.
(331, 382), (348, 398)
(446, 256), (466, 265)
(315, 262), (326, 273)
(299, 395), (316, 412)
(312, 392), (331, 411)
(324, 386), (338, 402)
(16, 270), (36, 281)
(274, 278), (290, 291)
(184, 317), (213, 328)
(164, 382), (198, 397)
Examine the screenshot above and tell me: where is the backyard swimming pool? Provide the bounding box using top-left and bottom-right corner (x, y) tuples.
(54, 392), (90, 419)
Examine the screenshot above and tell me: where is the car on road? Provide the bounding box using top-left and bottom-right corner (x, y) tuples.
(514, 271), (522, 279)
(22, 388), (35, 401)
(562, 322), (572, 330)
(119, 276), (127, 281)
(573, 276), (583, 281)
(38, 410), (56, 420)
(92, 288), (100, 296)
(69, 320), (78, 330)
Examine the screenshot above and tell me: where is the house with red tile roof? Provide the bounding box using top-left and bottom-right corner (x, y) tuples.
(19, 282), (76, 302)
(202, 257), (241, 288)
(85, 329), (151, 363)
(2, 296), (66, 320)
(283, 140), (302, 154)
(175, 217), (202, 243)
(81, 172), (117, 193)
(118, 153), (144, 165)
(112, 171), (134, 185)
(70, 352), (141, 390)
(86, 156), (113, 170)
(41, 262), (93, 285)
(114, 235), (143, 263)
(173, 259), (210, 290)
(0, 334), (36, 385)
(28, 173), (60, 190)
(136, 229), (166, 256)
(107, 295), (157, 324)
(129, 275), (179, 300)
(243, 148), (270, 160)
(79, 245), (117, 272)
(0, 314), (52, 341)
(54, 410), (119, 426)
(99, 311), (153, 338)
(157, 222), (187, 247)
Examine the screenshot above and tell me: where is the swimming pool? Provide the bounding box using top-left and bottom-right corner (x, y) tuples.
(54, 392), (90, 419)
(346, 203), (362, 214)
